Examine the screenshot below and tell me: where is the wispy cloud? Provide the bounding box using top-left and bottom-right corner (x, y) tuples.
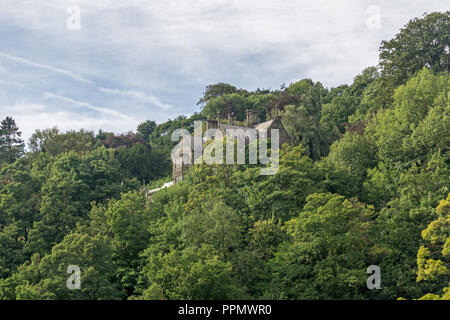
(99, 88), (172, 109)
(43, 92), (136, 122)
(1, 0), (448, 141)
(0, 51), (171, 110)
(0, 103), (139, 143)
(0, 51), (92, 84)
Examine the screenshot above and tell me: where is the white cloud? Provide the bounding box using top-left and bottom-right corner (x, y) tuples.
(0, 0), (448, 139)
(2, 1), (447, 89)
(0, 50), (170, 107)
(0, 102), (139, 143)
(99, 88), (172, 109)
(43, 92), (136, 122)
(0, 51), (92, 84)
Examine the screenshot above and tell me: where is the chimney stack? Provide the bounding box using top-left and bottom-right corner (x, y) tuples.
(246, 110), (259, 127)
(228, 113), (234, 125)
(207, 119), (218, 130)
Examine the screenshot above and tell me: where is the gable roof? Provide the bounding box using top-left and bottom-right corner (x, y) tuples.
(219, 119), (276, 132)
(254, 119), (274, 130)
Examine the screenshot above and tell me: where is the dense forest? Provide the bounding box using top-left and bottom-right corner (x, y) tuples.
(0, 12), (448, 300)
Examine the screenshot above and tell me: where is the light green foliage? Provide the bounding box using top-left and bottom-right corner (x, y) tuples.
(0, 231), (123, 300)
(197, 83), (239, 106)
(320, 93), (356, 132)
(245, 145), (323, 222)
(416, 194), (450, 299)
(139, 245), (242, 300)
(367, 68), (448, 168)
(323, 133), (378, 191)
(20, 147), (125, 257)
(103, 192), (152, 293)
(322, 67), (379, 131)
(28, 128), (98, 155)
(286, 79), (327, 119)
(269, 193), (375, 299)
(181, 200), (241, 257)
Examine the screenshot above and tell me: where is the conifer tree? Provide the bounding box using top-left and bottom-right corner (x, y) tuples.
(0, 116), (25, 165)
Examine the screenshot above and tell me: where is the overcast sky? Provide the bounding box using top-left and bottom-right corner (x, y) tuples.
(0, 0), (448, 142)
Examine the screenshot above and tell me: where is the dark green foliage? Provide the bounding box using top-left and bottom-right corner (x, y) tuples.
(269, 194), (376, 299)
(149, 113), (206, 150)
(0, 117), (24, 165)
(137, 120), (157, 141)
(28, 128), (98, 155)
(281, 105), (334, 160)
(321, 67), (379, 132)
(139, 244), (244, 300)
(376, 11), (449, 109)
(115, 143), (170, 182)
(379, 12), (449, 88)
(1, 11), (449, 301)
(201, 92), (271, 122)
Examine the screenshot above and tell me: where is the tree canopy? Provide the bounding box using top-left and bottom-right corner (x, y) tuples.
(0, 11), (449, 300)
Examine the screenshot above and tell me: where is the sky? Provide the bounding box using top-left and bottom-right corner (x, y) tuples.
(0, 0), (448, 142)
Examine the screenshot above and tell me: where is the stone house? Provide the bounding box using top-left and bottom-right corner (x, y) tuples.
(173, 110), (290, 183)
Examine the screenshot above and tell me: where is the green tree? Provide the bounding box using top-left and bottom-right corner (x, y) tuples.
(416, 194), (450, 300)
(201, 93), (254, 121)
(139, 245), (243, 300)
(371, 153), (450, 299)
(0, 223), (25, 279)
(286, 79), (327, 118)
(137, 120), (157, 141)
(102, 191), (152, 295)
(321, 132), (378, 198)
(231, 218), (286, 298)
(320, 92), (357, 133)
(367, 68), (448, 168)
(115, 142), (170, 182)
(270, 193), (376, 299)
(380, 11), (449, 87)
(376, 11), (449, 108)
(181, 200), (241, 258)
(28, 128), (97, 155)
(245, 145), (323, 222)
(0, 117), (24, 165)
(23, 148), (124, 256)
(197, 83), (239, 106)
(281, 105), (334, 160)
(0, 230), (123, 300)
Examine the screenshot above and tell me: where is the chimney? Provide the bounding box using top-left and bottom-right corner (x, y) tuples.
(207, 119), (218, 130)
(228, 113), (233, 125)
(246, 110), (259, 127)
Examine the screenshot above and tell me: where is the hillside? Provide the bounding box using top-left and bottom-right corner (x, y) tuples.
(0, 11), (449, 300)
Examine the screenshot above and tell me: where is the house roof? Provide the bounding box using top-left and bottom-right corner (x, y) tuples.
(219, 119), (275, 132)
(254, 119), (274, 130)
